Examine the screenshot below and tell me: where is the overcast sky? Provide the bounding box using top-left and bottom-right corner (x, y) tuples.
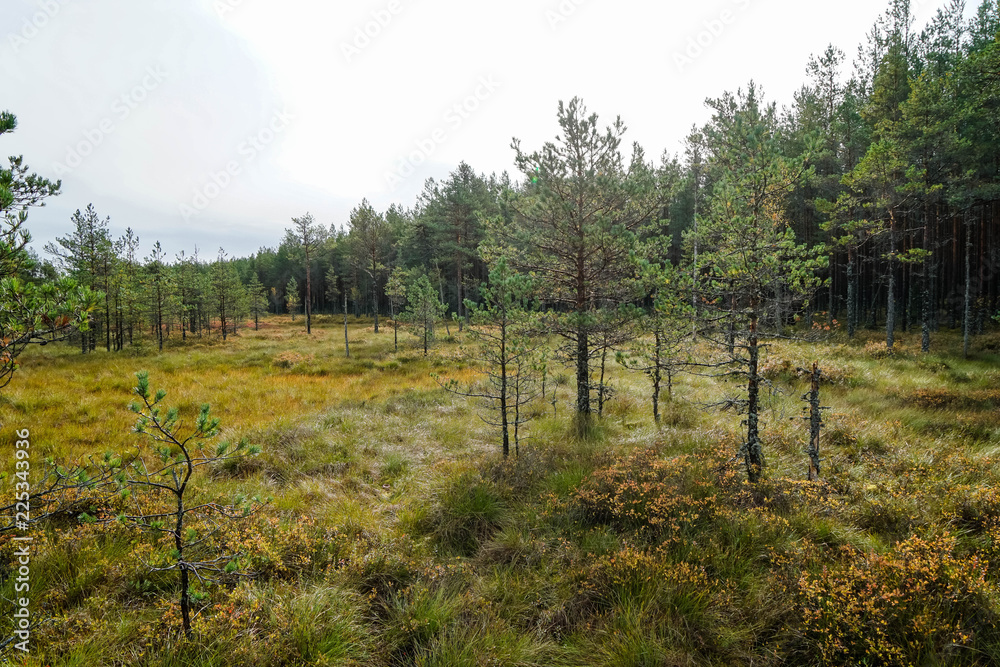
(2, 0), (962, 260)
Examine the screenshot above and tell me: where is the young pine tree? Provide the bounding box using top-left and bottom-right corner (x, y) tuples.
(245, 272), (268, 331)
(439, 258), (540, 458)
(208, 249), (243, 341)
(143, 242), (176, 352)
(496, 98), (668, 429)
(284, 213), (326, 334)
(402, 274), (446, 355)
(385, 266), (408, 353)
(617, 265), (692, 425)
(695, 83), (825, 483)
(120, 372), (263, 638)
(285, 276), (301, 321)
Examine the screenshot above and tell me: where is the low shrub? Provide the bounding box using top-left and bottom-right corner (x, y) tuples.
(574, 448), (719, 545)
(797, 535), (998, 666)
(907, 388), (1000, 411)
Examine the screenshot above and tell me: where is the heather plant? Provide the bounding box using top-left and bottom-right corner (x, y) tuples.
(574, 448), (724, 546)
(796, 535), (999, 666)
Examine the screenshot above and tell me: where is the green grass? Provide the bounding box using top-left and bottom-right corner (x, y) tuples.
(4, 318), (1000, 665)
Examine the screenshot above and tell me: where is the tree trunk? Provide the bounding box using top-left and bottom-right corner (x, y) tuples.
(157, 297), (164, 352)
(513, 372), (521, 459)
(807, 362), (822, 481)
(773, 282), (783, 335)
(371, 256), (379, 334)
(174, 492), (191, 639)
(727, 292), (736, 356)
(105, 289), (111, 352)
(692, 193), (699, 340)
(576, 328), (590, 423)
(575, 219), (590, 427)
(500, 329), (509, 459)
(344, 291), (350, 358)
(391, 301), (398, 352)
(652, 329), (661, 424)
(964, 214), (972, 359)
(180, 564), (191, 638)
(597, 344), (608, 417)
(306, 254), (312, 335)
(456, 255), (464, 333)
(746, 305), (763, 484)
(886, 213), (897, 350)
(847, 245), (857, 338)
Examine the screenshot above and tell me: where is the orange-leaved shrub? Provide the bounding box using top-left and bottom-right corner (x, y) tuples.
(574, 448), (727, 545)
(797, 534), (998, 666)
(585, 546), (712, 604)
(220, 514), (346, 580)
(907, 388), (1000, 411)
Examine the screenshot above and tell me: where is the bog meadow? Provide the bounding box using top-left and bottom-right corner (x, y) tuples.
(3, 1), (1000, 665)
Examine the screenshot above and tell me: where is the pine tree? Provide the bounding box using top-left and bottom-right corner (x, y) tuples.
(402, 274), (446, 355)
(208, 249), (242, 341)
(439, 257), (539, 458)
(385, 266), (408, 353)
(617, 264), (692, 424)
(285, 276), (300, 321)
(496, 98), (667, 429)
(324, 266), (341, 313)
(45, 204), (115, 352)
(174, 249), (204, 341)
(348, 199), (389, 333)
(245, 272), (268, 330)
(143, 242), (175, 352)
(421, 163), (496, 325)
(115, 228), (143, 347)
(898, 65), (960, 351)
(695, 83), (825, 483)
(285, 213), (326, 334)
(843, 138), (912, 349)
(122, 372), (263, 638)
(1, 113), (99, 387)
